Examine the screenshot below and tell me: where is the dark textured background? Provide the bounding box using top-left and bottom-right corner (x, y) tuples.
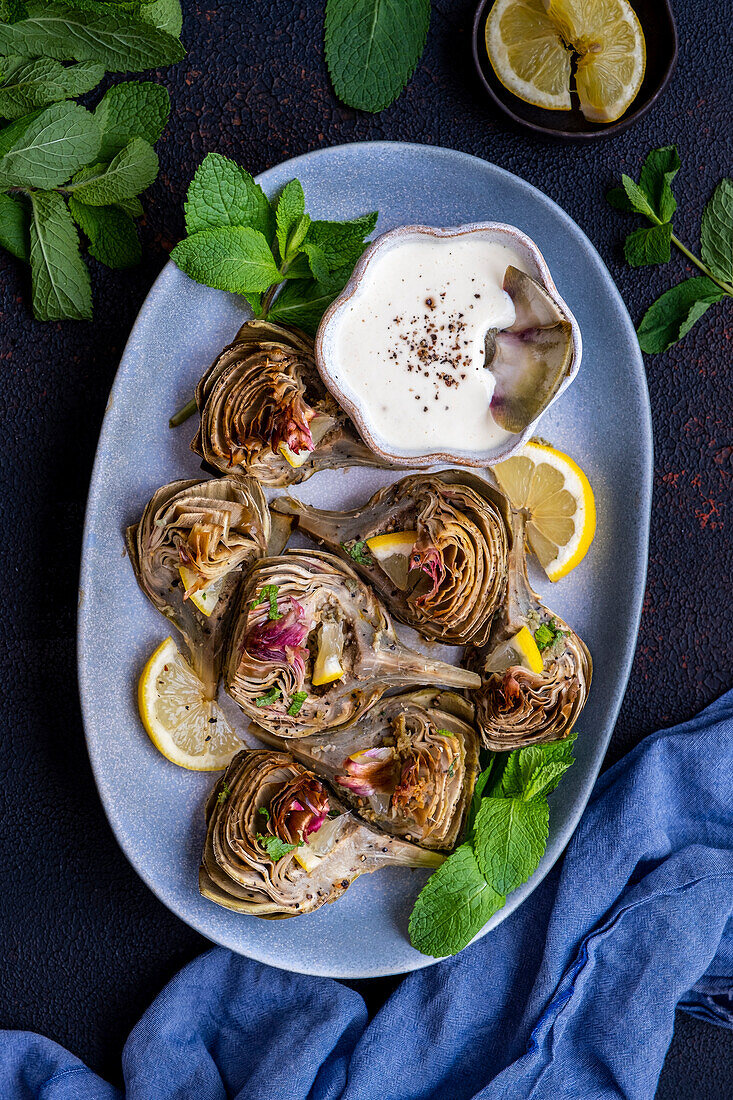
(1, 0), (731, 1094)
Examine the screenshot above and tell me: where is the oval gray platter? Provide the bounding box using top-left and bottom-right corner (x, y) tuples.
(78, 141), (652, 978)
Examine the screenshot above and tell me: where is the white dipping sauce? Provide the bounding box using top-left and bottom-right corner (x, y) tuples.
(332, 235), (529, 455)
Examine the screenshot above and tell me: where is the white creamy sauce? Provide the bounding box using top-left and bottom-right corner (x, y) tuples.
(332, 235), (529, 455)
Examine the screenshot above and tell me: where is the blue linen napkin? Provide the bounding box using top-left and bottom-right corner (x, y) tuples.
(3, 690), (732, 1100)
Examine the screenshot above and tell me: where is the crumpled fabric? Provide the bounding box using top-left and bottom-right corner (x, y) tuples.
(2, 690), (731, 1100)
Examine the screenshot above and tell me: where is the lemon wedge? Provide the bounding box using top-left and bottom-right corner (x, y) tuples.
(278, 414), (336, 468)
(312, 620), (345, 686)
(178, 565), (225, 617)
(137, 637), (241, 769)
(484, 625), (544, 675)
(486, 0), (645, 123)
(366, 530), (417, 589)
(493, 440), (596, 581)
(293, 844), (322, 873)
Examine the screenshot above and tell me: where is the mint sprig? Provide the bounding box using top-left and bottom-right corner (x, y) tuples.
(608, 145), (733, 353)
(0, 2), (183, 320)
(324, 0), (431, 113)
(408, 734), (576, 957)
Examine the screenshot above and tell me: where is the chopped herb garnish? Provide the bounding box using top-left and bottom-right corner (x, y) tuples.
(342, 539), (373, 566)
(255, 686), (282, 707)
(436, 728), (454, 738)
(447, 762), (455, 778)
(250, 584), (283, 620)
(217, 781), (231, 804)
(288, 691), (308, 716)
(258, 806), (270, 820)
(256, 834), (303, 861)
(534, 619), (566, 652)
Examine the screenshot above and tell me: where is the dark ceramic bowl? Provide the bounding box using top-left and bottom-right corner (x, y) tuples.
(472, 0), (678, 140)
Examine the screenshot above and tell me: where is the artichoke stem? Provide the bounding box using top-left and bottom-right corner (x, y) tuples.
(169, 397), (197, 428)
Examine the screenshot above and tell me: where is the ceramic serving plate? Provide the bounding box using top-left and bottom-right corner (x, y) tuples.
(78, 141), (652, 978)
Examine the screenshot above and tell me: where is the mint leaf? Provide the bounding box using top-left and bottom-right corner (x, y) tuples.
(95, 80), (170, 160)
(117, 194), (144, 219)
(474, 796), (548, 895)
(275, 178), (305, 260)
(500, 736), (576, 801)
(700, 178), (733, 283)
(139, 0), (182, 37)
(68, 137), (158, 204)
(637, 276), (725, 353)
(287, 691), (308, 717)
(0, 57), (104, 119)
(325, 0), (430, 113)
(624, 222), (673, 267)
(171, 226), (281, 294)
(621, 174), (656, 220)
(0, 108), (42, 158)
(466, 758), (494, 833)
(408, 844), (505, 957)
(0, 2), (185, 72)
(305, 212), (377, 272)
(639, 145), (680, 223)
(256, 834), (301, 861)
(0, 1), (28, 22)
(0, 99), (99, 189)
(606, 186), (636, 214)
(268, 268), (352, 334)
(184, 152), (272, 240)
(0, 190), (28, 260)
(255, 686), (281, 707)
(69, 196), (141, 268)
(29, 189), (91, 320)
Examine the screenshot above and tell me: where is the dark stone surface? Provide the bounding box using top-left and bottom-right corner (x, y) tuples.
(0, 0), (730, 1094)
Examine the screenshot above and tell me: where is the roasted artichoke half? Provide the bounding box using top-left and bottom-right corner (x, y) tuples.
(470, 511), (592, 750)
(126, 475), (270, 697)
(254, 689), (479, 850)
(272, 471), (510, 646)
(199, 749), (443, 918)
(224, 549), (481, 737)
(192, 320), (393, 486)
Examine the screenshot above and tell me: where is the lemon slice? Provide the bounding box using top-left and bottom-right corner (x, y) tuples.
(486, 0), (645, 123)
(484, 625), (544, 675)
(366, 530), (417, 589)
(312, 620), (345, 686)
(178, 565), (225, 617)
(138, 637), (241, 769)
(493, 440), (596, 581)
(486, 0), (572, 111)
(293, 844), (322, 873)
(548, 0), (645, 122)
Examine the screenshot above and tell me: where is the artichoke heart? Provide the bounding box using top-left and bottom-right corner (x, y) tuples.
(272, 471), (511, 647)
(199, 749), (443, 918)
(125, 475), (270, 698)
(486, 266), (574, 435)
(224, 549), (481, 737)
(254, 689), (480, 851)
(468, 510), (592, 750)
(192, 319), (395, 486)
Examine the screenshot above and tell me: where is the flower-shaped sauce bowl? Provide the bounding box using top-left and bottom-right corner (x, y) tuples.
(315, 222), (582, 468)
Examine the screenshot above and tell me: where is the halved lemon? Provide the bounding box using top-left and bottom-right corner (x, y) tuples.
(178, 565), (224, 617)
(484, 625), (544, 675)
(278, 414), (336, 468)
(294, 844), (322, 873)
(312, 621), (345, 686)
(493, 440), (596, 581)
(137, 637), (241, 769)
(366, 530), (417, 589)
(486, 0), (645, 123)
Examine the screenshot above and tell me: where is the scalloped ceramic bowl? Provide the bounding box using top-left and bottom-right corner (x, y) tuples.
(315, 222), (582, 468)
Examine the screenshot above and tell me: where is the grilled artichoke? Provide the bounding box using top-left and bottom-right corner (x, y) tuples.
(470, 510), (592, 750)
(192, 320), (393, 486)
(224, 549), (481, 737)
(126, 475), (270, 697)
(254, 689), (479, 850)
(272, 471), (510, 646)
(199, 749), (443, 918)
